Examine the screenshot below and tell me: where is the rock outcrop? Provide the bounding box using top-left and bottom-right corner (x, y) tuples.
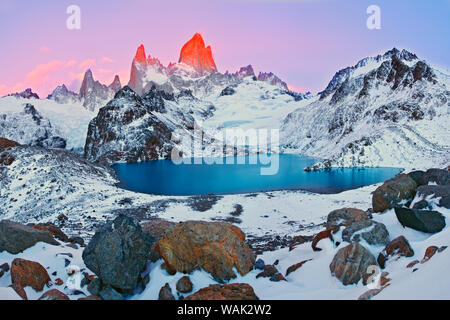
(82, 214), (154, 291)
(394, 207), (446, 233)
(156, 221), (255, 282)
(0, 220), (59, 254)
(372, 174), (417, 212)
(330, 242), (377, 285)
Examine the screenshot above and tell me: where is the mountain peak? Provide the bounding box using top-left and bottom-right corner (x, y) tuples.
(134, 44), (147, 64)
(178, 33), (217, 75)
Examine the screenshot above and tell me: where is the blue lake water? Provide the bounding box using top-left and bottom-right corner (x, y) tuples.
(112, 154), (402, 196)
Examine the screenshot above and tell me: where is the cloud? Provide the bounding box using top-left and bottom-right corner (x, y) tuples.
(26, 60), (67, 86)
(40, 45), (50, 52)
(101, 56), (115, 63)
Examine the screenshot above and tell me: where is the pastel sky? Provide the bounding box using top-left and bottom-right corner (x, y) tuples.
(0, 0), (449, 97)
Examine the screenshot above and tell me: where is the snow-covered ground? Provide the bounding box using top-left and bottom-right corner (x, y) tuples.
(1, 183), (449, 300)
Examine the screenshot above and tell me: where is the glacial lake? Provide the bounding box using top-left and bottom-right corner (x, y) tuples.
(112, 154), (402, 196)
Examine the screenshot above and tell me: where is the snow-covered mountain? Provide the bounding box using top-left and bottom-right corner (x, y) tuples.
(0, 103), (66, 148)
(84, 85), (217, 163)
(47, 84), (80, 104)
(5, 88), (40, 99)
(127, 33), (294, 99)
(281, 48), (450, 170)
(79, 69), (122, 111)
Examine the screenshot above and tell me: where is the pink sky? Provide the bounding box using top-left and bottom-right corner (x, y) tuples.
(0, 0), (448, 97)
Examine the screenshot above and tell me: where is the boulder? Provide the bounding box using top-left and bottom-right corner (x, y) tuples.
(420, 168), (450, 186)
(155, 221), (255, 282)
(254, 259), (265, 270)
(342, 220), (389, 245)
(0, 220), (59, 254)
(415, 185), (450, 209)
(10, 258), (50, 292)
(326, 208), (370, 229)
(185, 283), (259, 300)
(372, 174), (417, 212)
(329, 243), (376, 285)
(394, 207), (446, 233)
(82, 214), (154, 291)
(99, 286), (123, 300)
(141, 218), (176, 262)
(159, 283), (175, 300)
(407, 170), (425, 186)
(176, 276), (193, 293)
(38, 289), (70, 300)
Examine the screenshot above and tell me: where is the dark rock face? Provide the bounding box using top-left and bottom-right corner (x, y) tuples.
(407, 170), (425, 186)
(394, 207), (446, 233)
(420, 169), (450, 186)
(159, 283), (175, 300)
(142, 86), (167, 113)
(84, 86), (174, 163)
(82, 214), (154, 291)
(372, 174), (417, 212)
(0, 220), (59, 254)
(156, 221), (255, 282)
(185, 283), (259, 300)
(329, 242), (376, 285)
(6, 88), (39, 99)
(326, 208), (371, 229)
(99, 286), (123, 300)
(415, 185), (450, 209)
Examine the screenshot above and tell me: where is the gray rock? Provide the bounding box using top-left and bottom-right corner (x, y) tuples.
(415, 185), (450, 209)
(394, 207), (446, 233)
(342, 220), (390, 245)
(159, 283), (175, 300)
(0, 220), (59, 254)
(82, 214), (154, 291)
(99, 286), (123, 300)
(407, 170), (425, 186)
(87, 278), (102, 296)
(420, 169), (450, 186)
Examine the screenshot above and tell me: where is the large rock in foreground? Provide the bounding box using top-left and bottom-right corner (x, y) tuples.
(141, 218), (176, 262)
(326, 208), (371, 229)
(82, 214), (154, 291)
(185, 283), (259, 300)
(330, 242), (376, 285)
(11, 258), (50, 292)
(394, 207), (446, 233)
(156, 221), (255, 282)
(0, 220), (59, 254)
(372, 174), (417, 213)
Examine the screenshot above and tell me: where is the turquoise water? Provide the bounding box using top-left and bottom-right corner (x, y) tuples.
(112, 154), (402, 196)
